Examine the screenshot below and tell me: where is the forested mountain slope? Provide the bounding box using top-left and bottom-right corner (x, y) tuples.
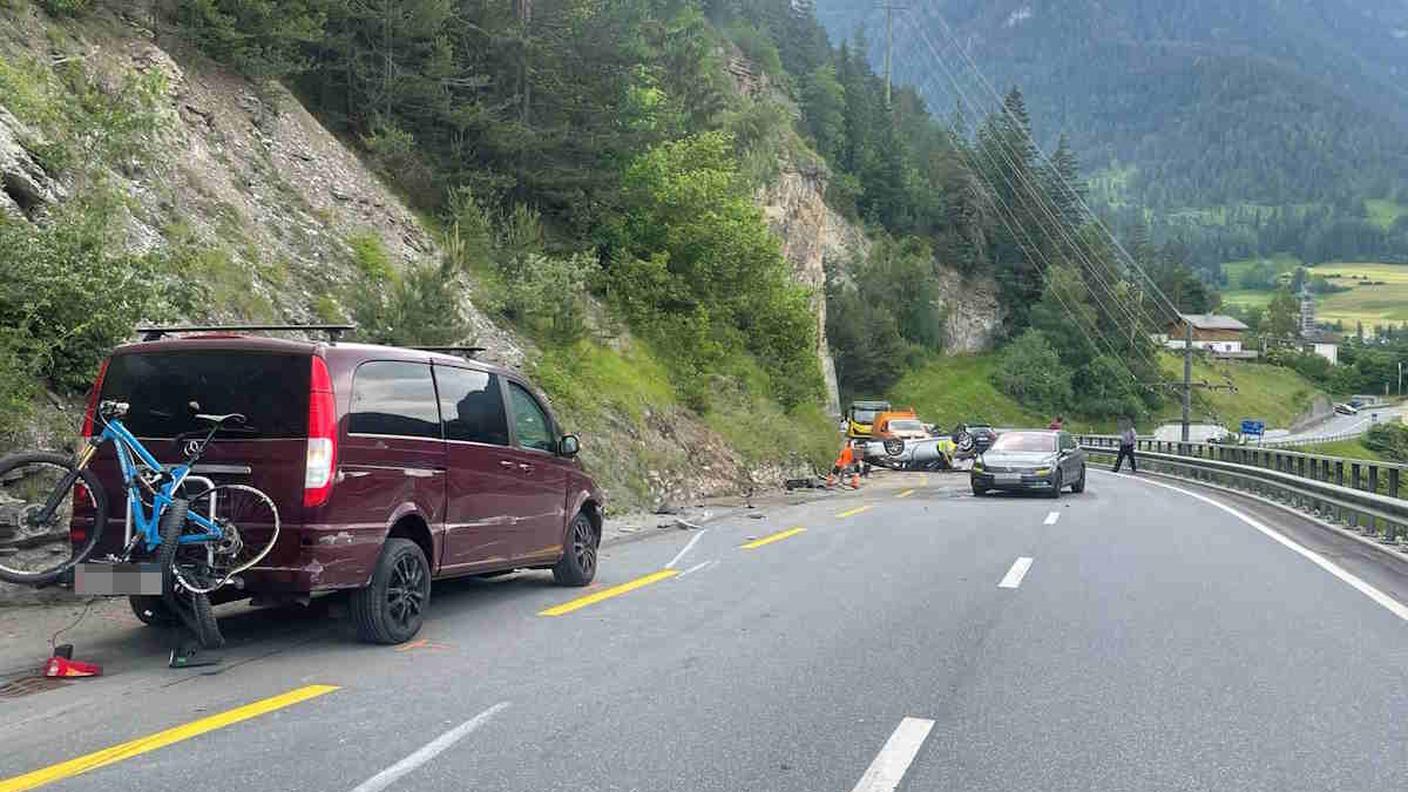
(817, 0), (1408, 271)
(3, 0), (1205, 503)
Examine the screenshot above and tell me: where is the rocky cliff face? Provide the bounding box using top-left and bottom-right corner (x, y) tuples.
(1, 6), (522, 366)
(758, 160), (867, 416)
(759, 158), (1005, 385)
(935, 266), (1005, 353)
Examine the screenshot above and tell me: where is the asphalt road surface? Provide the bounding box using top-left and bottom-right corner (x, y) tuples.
(1269, 403), (1406, 445)
(2, 471), (1406, 792)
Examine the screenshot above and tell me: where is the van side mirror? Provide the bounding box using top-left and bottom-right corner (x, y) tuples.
(558, 434), (580, 457)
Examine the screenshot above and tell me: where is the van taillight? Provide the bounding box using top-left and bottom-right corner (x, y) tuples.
(80, 358), (110, 439)
(304, 355), (337, 508)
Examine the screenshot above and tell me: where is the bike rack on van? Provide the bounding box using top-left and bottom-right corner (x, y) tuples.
(136, 324), (357, 342)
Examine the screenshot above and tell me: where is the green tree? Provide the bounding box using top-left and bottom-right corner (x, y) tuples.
(991, 329), (1073, 413)
(608, 132), (821, 407)
(1264, 286), (1301, 339)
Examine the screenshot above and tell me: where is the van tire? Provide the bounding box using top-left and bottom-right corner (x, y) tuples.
(130, 595), (177, 626)
(351, 538), (430, 645)
(552, 511), (598, 587)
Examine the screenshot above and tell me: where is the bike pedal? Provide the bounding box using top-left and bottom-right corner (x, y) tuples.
(168, 648), (222, 669)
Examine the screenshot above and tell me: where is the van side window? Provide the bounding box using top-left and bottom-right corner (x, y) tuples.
(435, 366), (509, 445)
(507, 382), (556, 452)
(349, 361), (441, 439)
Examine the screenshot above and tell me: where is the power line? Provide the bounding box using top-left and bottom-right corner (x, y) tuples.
(892, 10), (1168, 380)
(904, 4), (1172, 350)
(919, 5), (1182, 322)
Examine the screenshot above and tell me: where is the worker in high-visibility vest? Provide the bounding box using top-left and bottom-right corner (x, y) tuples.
(827, 440), (864, 489)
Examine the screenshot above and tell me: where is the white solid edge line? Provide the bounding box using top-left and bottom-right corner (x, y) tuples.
(1043, 511), (1061, 525)
(666, 529), (708, 569)
(350, 702), (511, 792)
(850, 717), (936, 792)
(998, 557), (1034, 589)
(1099, 471), (1408, 623)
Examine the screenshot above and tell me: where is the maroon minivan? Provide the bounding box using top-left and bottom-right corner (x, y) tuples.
(80, 332), (604, 643)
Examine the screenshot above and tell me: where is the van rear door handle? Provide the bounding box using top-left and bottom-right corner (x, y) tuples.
(517, 463), (533, 472)
(498, 460), (515, 469)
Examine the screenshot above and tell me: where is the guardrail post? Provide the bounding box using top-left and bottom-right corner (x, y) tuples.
(1297, 456), (1306, 479)
(1350, 464), (1363, 530)
(1334, 461), (1346, 523)
(1368, 466), (1382, 537)
(1390, 468), (1403, 543)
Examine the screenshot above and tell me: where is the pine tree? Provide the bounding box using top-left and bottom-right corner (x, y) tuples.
(1046, 134), (1085, 227)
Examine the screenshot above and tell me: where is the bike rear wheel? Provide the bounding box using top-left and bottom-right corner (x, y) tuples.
(170, 484), (280, 595)
(0, 452), (107, 585)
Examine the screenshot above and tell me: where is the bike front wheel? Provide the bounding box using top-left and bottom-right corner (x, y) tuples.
(0, 452), (107, 586)
(170, 484), (280, 595)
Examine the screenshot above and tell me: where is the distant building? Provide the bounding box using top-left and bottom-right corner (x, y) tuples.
(1299, 288), (1316, 336)
(1301, 329), (1340, 365)
(1297, 287), (1339, 364)
(1164, 314), (1251, 354)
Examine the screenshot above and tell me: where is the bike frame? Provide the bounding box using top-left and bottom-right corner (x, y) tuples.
(90, 418), (224, 554)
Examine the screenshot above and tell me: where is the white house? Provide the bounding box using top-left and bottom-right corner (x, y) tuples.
(1302, 330), (1340, 365)
(1164, 314), (1250, 354)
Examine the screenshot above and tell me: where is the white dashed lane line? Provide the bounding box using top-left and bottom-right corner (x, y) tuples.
(349, 702), (510, 792)
(998, 557), (1034, 589)
(849, 717), (935, 792)
(1043, 511), (1061, 525)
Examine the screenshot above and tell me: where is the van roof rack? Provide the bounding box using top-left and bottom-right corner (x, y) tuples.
(411, 346), (486, 358)
(136, 324), (356, 342)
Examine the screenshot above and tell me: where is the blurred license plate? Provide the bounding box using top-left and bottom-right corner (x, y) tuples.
(74, 562), (162, 595)
(995, 473), (1022, 484)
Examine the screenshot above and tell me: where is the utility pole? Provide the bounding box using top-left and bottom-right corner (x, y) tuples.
(878, 1), (907, 107)
(1398, 360), (1402, 397)
(1182, 318), (1193, 443)
(515, 0), (533, 125)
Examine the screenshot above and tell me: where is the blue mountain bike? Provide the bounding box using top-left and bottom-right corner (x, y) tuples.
(0, 400), (279, 646)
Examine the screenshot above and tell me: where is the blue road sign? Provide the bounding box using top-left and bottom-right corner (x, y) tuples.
(1241, 419), (1265, 437)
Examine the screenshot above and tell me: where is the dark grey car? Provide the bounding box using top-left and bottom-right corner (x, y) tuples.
(971, 430), (1086, 498)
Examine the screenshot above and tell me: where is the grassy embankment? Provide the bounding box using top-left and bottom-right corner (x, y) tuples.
(531, 338), (837, 511)
(1152, 353), (1325, 429)
(886, 352), (1326, 434)
(1221, 253), (1408, 327)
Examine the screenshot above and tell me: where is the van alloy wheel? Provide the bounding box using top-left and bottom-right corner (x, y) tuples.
(351, 538), (430, 644)
(386, 553), (427, 630)
(571, 515), (597, 580)
(553, 512), (598, 587)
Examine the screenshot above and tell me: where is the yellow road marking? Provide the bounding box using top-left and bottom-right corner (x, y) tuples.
(538, 570), (678, 616)
(0, 684), (339, 792)
(837, 504), (873, 518)
(740, 527), (807, 550)
(896, 489), (915, 499)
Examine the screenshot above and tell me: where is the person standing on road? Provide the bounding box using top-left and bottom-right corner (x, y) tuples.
(1113, 421), (1138, 473)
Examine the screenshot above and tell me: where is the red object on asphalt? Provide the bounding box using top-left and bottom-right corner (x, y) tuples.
(43, 655), (102, 678)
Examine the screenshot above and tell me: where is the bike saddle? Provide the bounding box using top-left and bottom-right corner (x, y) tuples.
(195, 412), (246, 426)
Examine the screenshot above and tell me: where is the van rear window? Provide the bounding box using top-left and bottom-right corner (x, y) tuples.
(100, 351), (310, 438)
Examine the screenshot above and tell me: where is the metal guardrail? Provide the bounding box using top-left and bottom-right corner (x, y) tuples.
(1261, 430), (1366, 449)
(1076, 435), (1408, 548)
